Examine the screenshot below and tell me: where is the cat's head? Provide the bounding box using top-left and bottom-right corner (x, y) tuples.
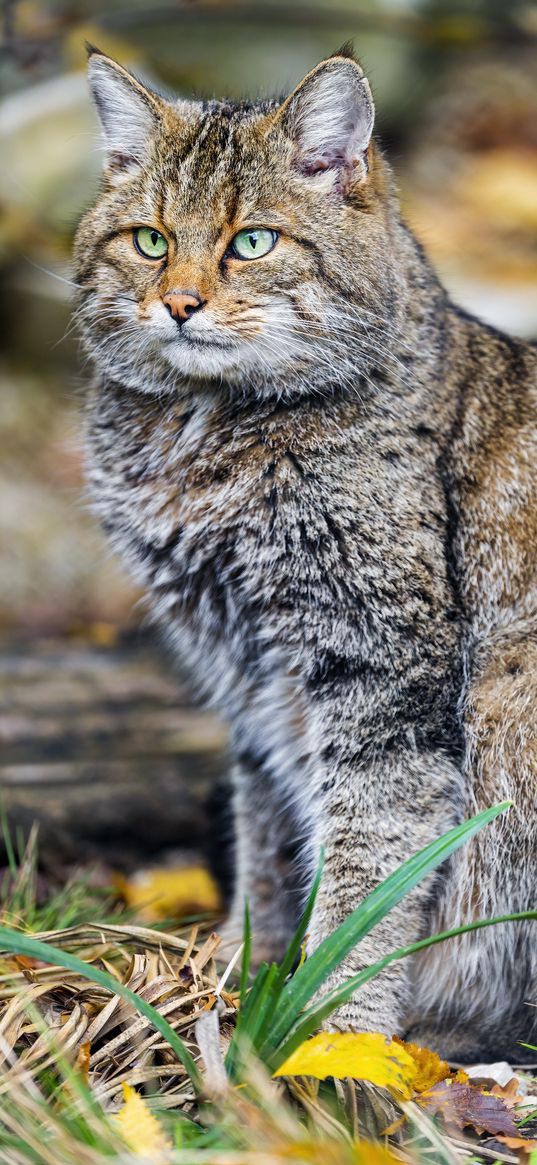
(74, 46), (398, 400)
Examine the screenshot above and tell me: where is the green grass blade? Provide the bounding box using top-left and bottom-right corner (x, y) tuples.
(270, 907), (536, 1068)
(226, 961), (272, 1074)
(266, 801), (510, 1052)
(0, 924), (202, 1090)
(274, 851), (324, 988)
(234, 961), (270, 1031)
(227, 858), (324, 1072)
(241, 962), (284, 1055)
(235, 962), (280, 1048)
(239, 900), (252, 1006)
(0, 807), (18, 879)
(518, 1100), (537, 1126)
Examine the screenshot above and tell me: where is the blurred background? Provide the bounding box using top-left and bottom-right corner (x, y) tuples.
(1, 0), (536, 896)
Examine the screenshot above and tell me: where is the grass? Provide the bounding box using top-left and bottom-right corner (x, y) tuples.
(0, 804), (535, 1164)
(0, 816), (122, 933)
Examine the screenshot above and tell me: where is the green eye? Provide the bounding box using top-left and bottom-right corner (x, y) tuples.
(133, 226), (168, 260)
(230, 227), (277, 261)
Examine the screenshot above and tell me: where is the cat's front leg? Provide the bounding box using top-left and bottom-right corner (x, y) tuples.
(305, 746), (461, 1036)
(219, 746), (303, 967)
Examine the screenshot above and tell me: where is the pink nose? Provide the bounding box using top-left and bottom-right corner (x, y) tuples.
(162, 290), (204, 324)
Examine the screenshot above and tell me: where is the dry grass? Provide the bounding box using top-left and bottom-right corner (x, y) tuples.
(0, 820), (535, 1164)
(0, 921), (534, 1165)
(0, 922), (234, 1111)
(0, 921), (409, 1165)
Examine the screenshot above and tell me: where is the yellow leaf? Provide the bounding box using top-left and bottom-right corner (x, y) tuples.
(393, 1037), (450, 1093)
(86, 621), (119, 648)
(116, 865), (222, 922)
(115, 1083), (170, 1163)
(274, 1031), (416, 1098)
(352, 1146), (402, 1165)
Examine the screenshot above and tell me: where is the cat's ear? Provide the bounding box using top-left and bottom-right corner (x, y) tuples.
(87, 47), (163, 181)
(276, 51), (375, 189)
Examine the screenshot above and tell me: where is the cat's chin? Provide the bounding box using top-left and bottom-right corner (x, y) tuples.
(163, 338), (254, 384)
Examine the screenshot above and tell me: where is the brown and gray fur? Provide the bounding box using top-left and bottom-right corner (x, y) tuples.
(74, 46), (537, 1060)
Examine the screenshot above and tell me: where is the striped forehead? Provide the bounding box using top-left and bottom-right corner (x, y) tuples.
(160, 103), (272, 235)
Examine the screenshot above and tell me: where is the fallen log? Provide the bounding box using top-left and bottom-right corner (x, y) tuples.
(0, 636), (229, 872)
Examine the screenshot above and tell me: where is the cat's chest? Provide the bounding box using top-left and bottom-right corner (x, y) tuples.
(100, 400), (328, 582)
(88, 387), (461, 726)
(89, 387), (451, 624)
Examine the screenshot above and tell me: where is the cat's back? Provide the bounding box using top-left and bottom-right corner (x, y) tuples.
(446, 307), (537, 625)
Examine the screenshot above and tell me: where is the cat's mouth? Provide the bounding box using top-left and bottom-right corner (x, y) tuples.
(167, 332), (233, 351)
(161, 326), (244, 381)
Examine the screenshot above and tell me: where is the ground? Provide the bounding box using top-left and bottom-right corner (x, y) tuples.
(0, 634), (536, 1165)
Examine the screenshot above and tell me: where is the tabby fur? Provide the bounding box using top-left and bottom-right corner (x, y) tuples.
(74, 46), (537, 1059)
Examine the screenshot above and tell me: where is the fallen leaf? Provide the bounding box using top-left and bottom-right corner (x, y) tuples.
(393, 1037), (450, 1092)
(274, 1032), (416, 1098)
(12, 956), (37, 971)
(115, 1083), (171, 1163)
(116, 866), (222, 921)
(6, 955), (48, 974)
(491, 1078), (526, 1107)
(496, 1134), (537, 1154)
(421, 1079), (519, 1136)
(351, 1146), (401, 1165)
(86, 621), (119, 647)
(466, 1061), (519, 1089)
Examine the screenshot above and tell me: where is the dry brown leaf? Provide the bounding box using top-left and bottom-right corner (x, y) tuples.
(421, 1079), (520, 1137)
(491, 1079), (527, 1107)
(495, 1134), (537, 1154)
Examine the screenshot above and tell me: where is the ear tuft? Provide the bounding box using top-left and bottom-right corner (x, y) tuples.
(331, 41), (356, 61)
(88, 53), (161, 181)
(279, 57), (375, 188)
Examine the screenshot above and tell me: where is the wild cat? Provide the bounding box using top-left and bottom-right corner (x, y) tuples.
(74, 45), (537, 1060)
